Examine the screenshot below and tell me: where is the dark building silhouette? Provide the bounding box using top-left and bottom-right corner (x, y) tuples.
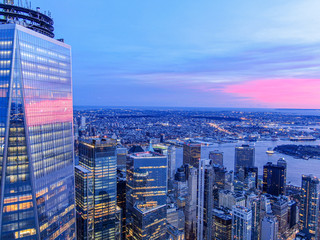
(234, 144), (255, 173)
(263, 160), (286, 196)
(299, 175), (319, 239)
(183, 141), (201, 168)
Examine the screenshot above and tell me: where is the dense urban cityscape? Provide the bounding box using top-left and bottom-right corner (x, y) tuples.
(73, 107), (320, 240)
(0, 0), (319, 240)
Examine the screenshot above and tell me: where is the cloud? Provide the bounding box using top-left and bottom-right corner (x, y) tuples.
(224, 78), (320, 108)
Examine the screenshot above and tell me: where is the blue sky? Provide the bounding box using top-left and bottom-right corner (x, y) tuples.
(31, 0), (320, 108)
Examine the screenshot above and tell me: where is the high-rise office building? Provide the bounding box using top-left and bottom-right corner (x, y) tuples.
(271, 196), (289, 238)
(153, 144), (176, 184)
(75, 165), (94, 240)
(209, 150), (223, 166)
(213, 209), (232, 240)
(263, 161), (286, 196)
(197, 160), (214, 240)
(287, 200), (298, 232)
(261, 215), (278, 240)
(168, 145), (176, 181)
(0, 3), (75, 239)
(244, 166), (258, 189)
(246, 194), (261, 240)
(213, 164), (227, 208)
(299, 175), (320, 240)
(116, 147), (127, 166)
(185, 166), (197, 240)
(76, 138), (117, 239)
(234, 144), (255, 173)
(232, 205), (252, 240)
(183, 141), (201, 168)
(117, 167), (127, 240)
(126, 151), (167, 240)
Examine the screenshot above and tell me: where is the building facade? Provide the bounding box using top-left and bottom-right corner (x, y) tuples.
(299, 175), (320, 240)
(234, 144), (255, 174)
(209, 150), (223, 166)
(76, 138), (117, 239)
(263, 161), (286, 196)
(183, 142), (201, 168)
(126, 151), (167, 240)
(0, 12), (75, 239)
(232, 205), (252, 240)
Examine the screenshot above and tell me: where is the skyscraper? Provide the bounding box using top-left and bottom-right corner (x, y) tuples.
(299, 175), (320, 240)
(213, 209), (232, 240)
(234, 144), (255, 173)
(185, 166), (197, 240)
(183, 141), (201, 168)
(76, 138), (117, 239)
(246, 194), (261, 240)
(0, 3), (75, 239)
(197, 159), (214, 240)
(263, 161), (286, 196)
(126, 151), (167, 240)
(209, 150), (223, 166)
(271, 196), (289, 238)
(232, 205), (252, 240)
(261, 215), (278, 240)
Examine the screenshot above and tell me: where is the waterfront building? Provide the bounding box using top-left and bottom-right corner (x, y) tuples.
(0, 3), (75, 239)
(234, 144), (255, 173)
(76, 138), (117, 239)
(263, 161), (286, 196)
(232, 205), (252, 240)
(261, 215), (278, 240)
(209, 150), (223, 166)
(299, 175), (320, 240)
(183, 141), (201, 168)
(126, 151), (167, 240)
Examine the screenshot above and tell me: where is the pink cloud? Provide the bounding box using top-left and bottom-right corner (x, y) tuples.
(224, 78), (320, 108)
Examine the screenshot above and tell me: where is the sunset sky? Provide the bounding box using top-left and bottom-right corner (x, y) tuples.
(33, 0), (320, 108)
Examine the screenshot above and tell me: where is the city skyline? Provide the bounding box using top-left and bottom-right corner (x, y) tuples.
(2, 1), (320, 240)
(30, 0), (320, 109)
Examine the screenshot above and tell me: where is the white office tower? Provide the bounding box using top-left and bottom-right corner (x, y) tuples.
(168, 145), (176, 180)
(232, 205), (252, 240)
(80, 116), (86, 129)
(261, 216), (279, 240)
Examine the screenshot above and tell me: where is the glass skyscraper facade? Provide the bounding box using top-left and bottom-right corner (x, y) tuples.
(126, 151), (167, 240)
(0, 24), (75, 239)
(76, 138), (117, 240)
(234, 144), (255, 174)
(299, 175), (320, 240)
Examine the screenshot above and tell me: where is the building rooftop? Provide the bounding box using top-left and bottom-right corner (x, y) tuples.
(130, 151), (164, 158)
